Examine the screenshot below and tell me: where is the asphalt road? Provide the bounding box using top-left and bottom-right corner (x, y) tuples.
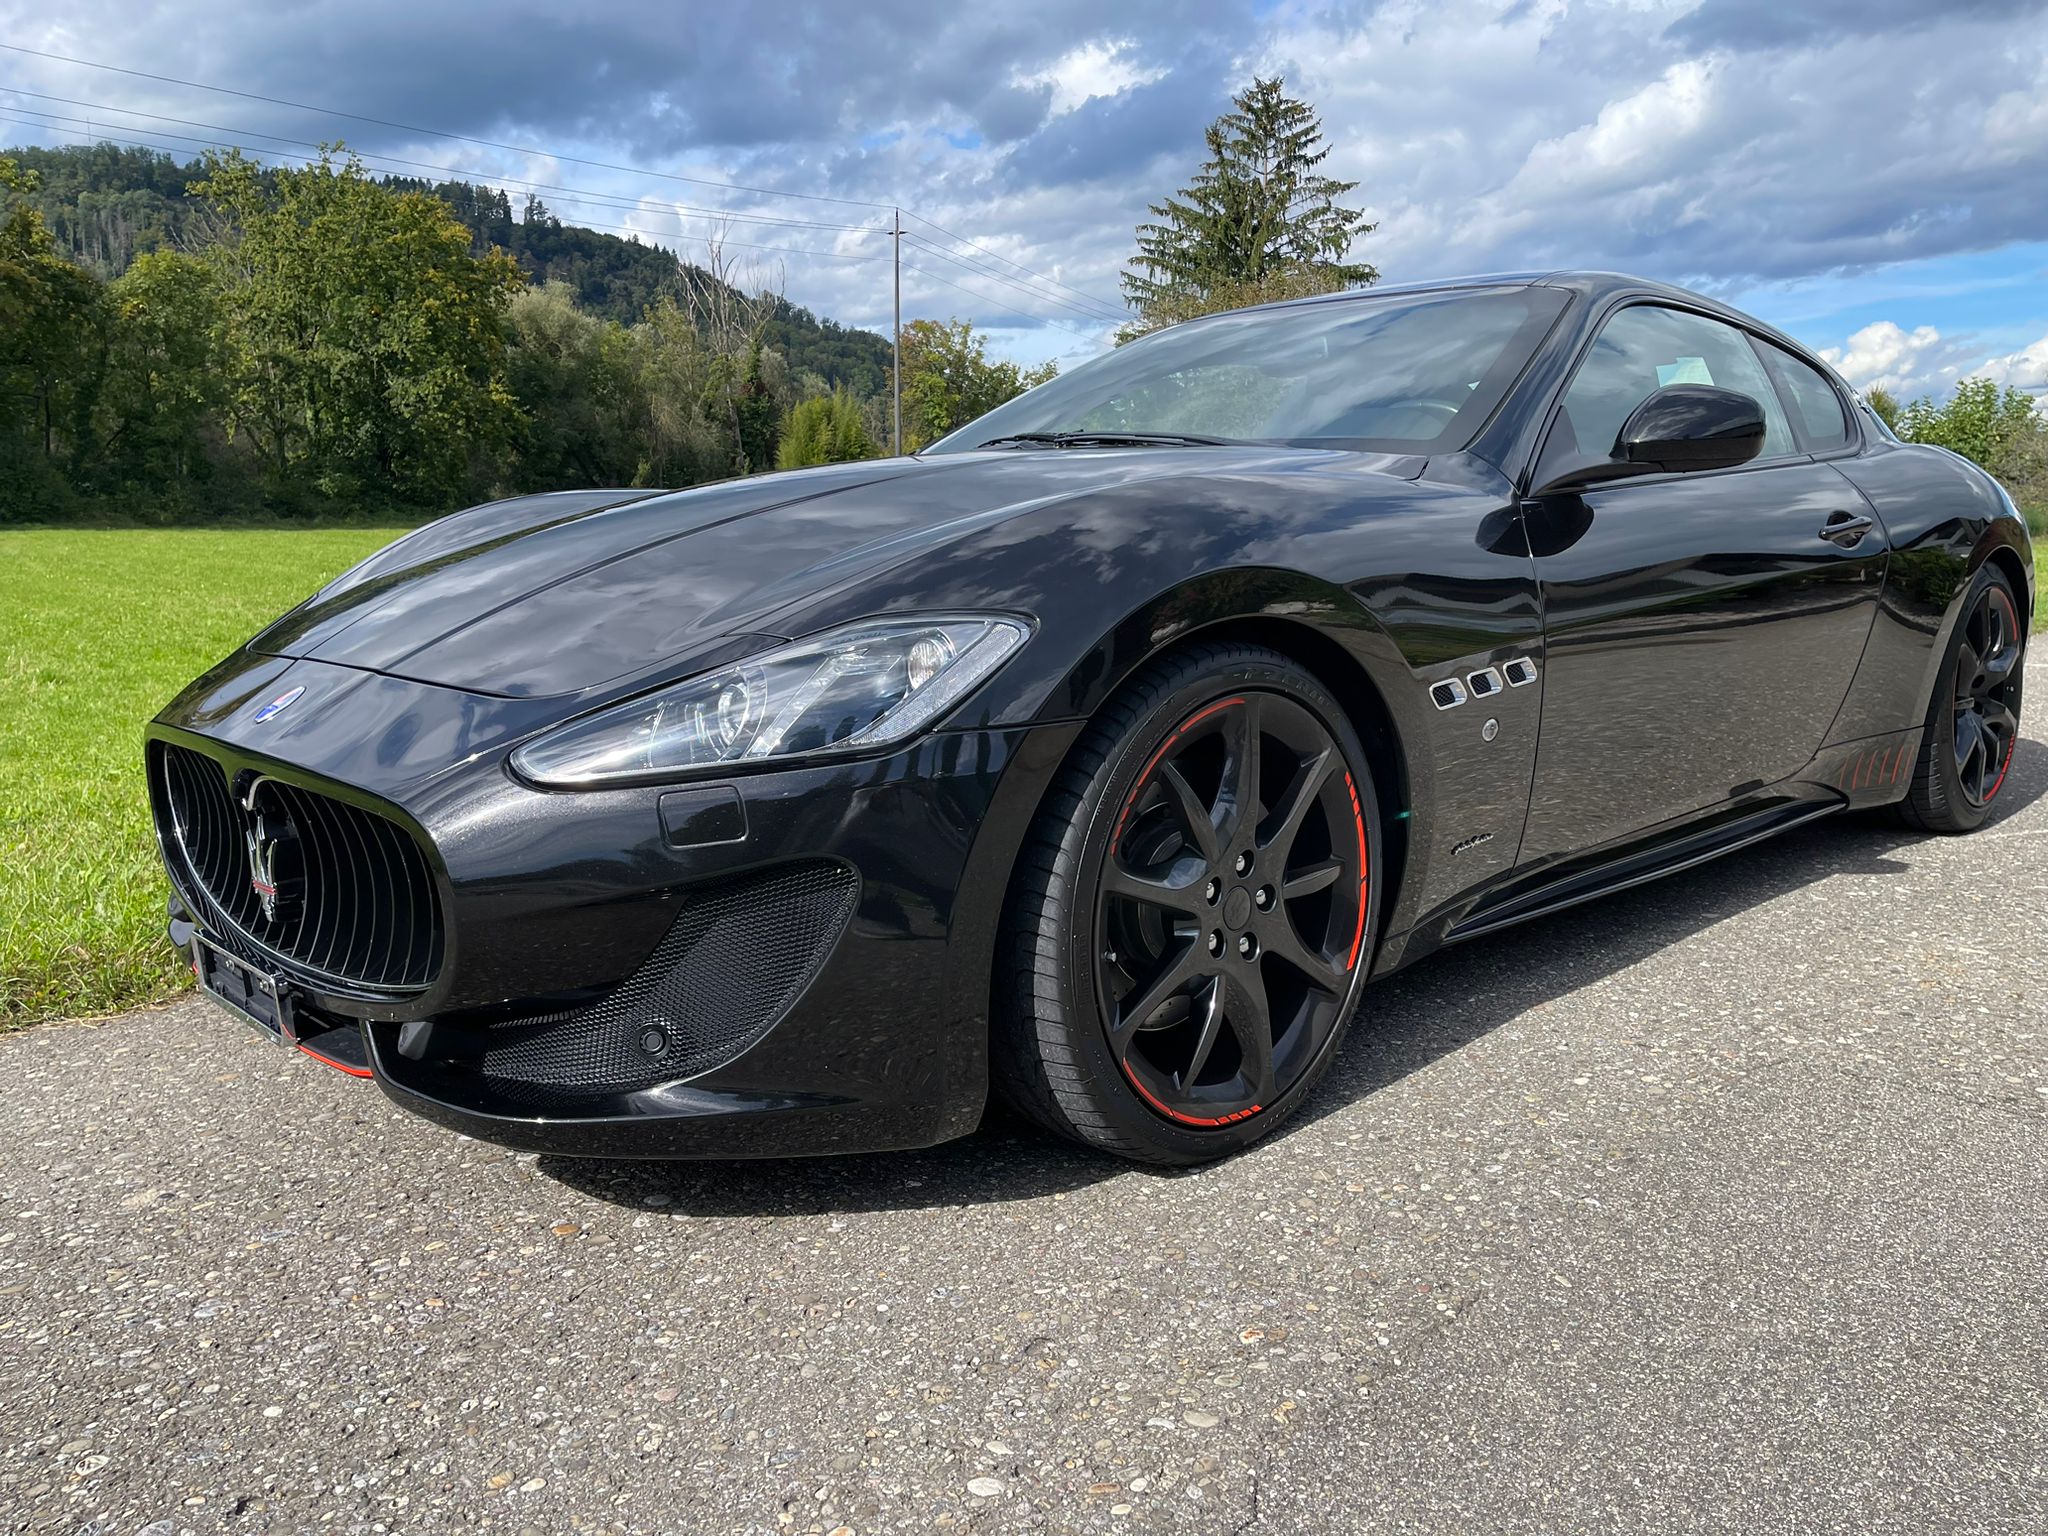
(5, 659), (2045, 1535)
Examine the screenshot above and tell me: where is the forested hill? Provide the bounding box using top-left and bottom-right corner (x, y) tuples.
(5, 143), (894, 398)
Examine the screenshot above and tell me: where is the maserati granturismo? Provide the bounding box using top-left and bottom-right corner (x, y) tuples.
(148, 272), (2034, 1163)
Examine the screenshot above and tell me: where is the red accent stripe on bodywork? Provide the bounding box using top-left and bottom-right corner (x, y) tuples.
(295, 1037), (374, 1078)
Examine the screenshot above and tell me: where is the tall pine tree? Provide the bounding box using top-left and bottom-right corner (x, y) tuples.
(1120, 78), (1376, 338)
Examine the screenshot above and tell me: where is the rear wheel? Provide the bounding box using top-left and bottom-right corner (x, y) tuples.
(1897, 565), (2025, 834)
(995, 643), (1379, 1164)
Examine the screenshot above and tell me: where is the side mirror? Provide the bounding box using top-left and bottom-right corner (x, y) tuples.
(1615, 384), (1766, 474)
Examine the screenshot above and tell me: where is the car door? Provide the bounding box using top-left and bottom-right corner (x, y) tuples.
(1516, 302), (1886, 864)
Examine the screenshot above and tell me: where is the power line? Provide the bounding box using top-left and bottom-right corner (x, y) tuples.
(903, 208), (1124, 314)
(1, 42), (1128, 332)
(0, 56), (1123, 344)
(4, 109), (1105, 340)
(0, 86), (888, 237)
(902, 232), (1124, 325)
(0, 113), (893, 265)
(0, 40), (893, 211)
(900, 259), (1108, 346)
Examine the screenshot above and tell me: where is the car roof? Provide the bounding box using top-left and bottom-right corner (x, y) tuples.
(1240, 269), (1830, 369)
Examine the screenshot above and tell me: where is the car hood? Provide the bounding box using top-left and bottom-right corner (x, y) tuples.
(252, 448), (1422, 699)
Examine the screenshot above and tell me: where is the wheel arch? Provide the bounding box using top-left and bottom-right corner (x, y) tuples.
(1982, 542), (2032, 630)
(1168, 612), (1413, 953)
(991, 570), (1423, 987)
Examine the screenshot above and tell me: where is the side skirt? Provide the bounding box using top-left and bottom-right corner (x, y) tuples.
(1441, 797), (1844, 945)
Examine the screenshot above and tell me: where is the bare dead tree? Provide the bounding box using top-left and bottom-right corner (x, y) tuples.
(682, 222), (785, 355)
(681, 222), (789, 472)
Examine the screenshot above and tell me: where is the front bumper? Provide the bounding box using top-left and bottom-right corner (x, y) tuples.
(152, 653), (1079, 1158)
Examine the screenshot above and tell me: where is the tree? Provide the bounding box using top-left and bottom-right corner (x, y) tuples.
(194, 147), (523, 507)
(898, 318), (1057, 450)
(1898, 375), (2048, 536)
(0, 156), (107, 515)
(502, 282), (645, 490)
(631, 295), (724, 487)
(97, 250), (225, 496)
(1120, 77), (1375, 339)
(682, 231), (788, 475)
(733, 338), (781, 474)
(1897, 377), (2040, 469)
(1864, 386), (1900, 431)
(777, 387), (878, 469)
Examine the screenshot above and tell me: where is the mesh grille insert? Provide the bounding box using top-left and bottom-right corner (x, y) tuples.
(154, 742), (443, 991)
(474, 860), (858, 1104)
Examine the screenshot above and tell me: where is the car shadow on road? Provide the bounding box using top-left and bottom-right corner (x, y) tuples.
(539, 736), (2045, 1218)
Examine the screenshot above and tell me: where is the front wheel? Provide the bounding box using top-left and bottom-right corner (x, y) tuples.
(995, 643), (1379, 1164)
(1897, 564), (2026, 834)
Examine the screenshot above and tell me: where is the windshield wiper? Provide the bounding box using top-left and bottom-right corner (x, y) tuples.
(974, 430), (1233, 450)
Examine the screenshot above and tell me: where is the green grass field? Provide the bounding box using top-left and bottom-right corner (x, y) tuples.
(1, 527), (404, 1028)
(0, 528), (2042, 1032)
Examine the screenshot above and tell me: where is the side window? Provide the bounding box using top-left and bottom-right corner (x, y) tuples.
(1540, 305), (1794, 482)
(1756, 339), (1851, 451)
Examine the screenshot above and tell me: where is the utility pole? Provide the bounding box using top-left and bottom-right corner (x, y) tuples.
(891, 207), (903, 457)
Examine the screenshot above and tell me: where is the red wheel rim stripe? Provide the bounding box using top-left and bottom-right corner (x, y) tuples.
(1111, 695), (1371, 1128)
(1343, 770), (1371, 973)
(1114, 696), (1245, 842)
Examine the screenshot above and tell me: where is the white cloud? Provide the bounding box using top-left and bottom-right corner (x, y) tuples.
(1015, 40), (1166, 118)
(1819, 320), (2048, 405)
(1820, 321), (1956, 396)
(1979, 331), (2048, 393)
(6, 0), (2048, 367)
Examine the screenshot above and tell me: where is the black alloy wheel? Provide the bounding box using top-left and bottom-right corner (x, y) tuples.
(1097, 691), (1367, 1127)
(1949, 577), (2023, 808)
(1900, 564), (2027, 834)
(997, 643), (1379, 1164)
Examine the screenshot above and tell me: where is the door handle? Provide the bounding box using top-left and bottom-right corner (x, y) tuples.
(1818, 510), (1874, 546)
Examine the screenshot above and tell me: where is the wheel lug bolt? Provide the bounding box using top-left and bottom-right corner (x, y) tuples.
(1234, 850), (1253, 877)
(1237, 933), (1259, 959)
(1204, 877), (1221, 905)
(1207, 930), (1224, 957)
(1254, 886), (1273, 911)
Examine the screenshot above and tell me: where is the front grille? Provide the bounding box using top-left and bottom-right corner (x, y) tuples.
(154, 742), (444, 991)
(472, 860), (858, 1105)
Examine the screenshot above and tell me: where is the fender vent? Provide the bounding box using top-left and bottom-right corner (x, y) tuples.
(1430, 678), (1467, 710)
(1503, 657), (1539, 687)
(1466, 667), (1503, 699)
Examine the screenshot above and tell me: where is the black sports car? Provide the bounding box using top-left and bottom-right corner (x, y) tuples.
(148, 271), (2034, 1164)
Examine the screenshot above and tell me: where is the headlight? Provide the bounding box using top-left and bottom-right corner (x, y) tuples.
(510, 615), (1030, 787)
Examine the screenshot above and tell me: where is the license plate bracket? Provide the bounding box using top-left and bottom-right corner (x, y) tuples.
(191, 933), (299, 1044)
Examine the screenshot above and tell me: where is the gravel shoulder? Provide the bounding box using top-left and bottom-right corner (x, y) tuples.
(3, 658), (2044, 1535)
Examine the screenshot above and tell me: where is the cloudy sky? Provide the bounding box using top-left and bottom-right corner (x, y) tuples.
(4, 0), (2047, 402)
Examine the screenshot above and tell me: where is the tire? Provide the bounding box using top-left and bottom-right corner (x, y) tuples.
(1896, 563), (2026, 835)
(995, 642), (1381, 1164)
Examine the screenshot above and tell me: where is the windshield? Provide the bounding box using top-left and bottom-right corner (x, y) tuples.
(928, 285), (1568, 455)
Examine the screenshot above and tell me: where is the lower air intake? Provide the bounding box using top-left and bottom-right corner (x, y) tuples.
(474, 860), (858, 1104)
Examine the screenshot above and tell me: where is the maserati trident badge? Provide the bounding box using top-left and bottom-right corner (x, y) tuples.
(253, 685), (305, 724)
(241, 781), (303, 925)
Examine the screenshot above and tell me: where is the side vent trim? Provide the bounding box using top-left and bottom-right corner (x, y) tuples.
(1430, 678), (1468, 711)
